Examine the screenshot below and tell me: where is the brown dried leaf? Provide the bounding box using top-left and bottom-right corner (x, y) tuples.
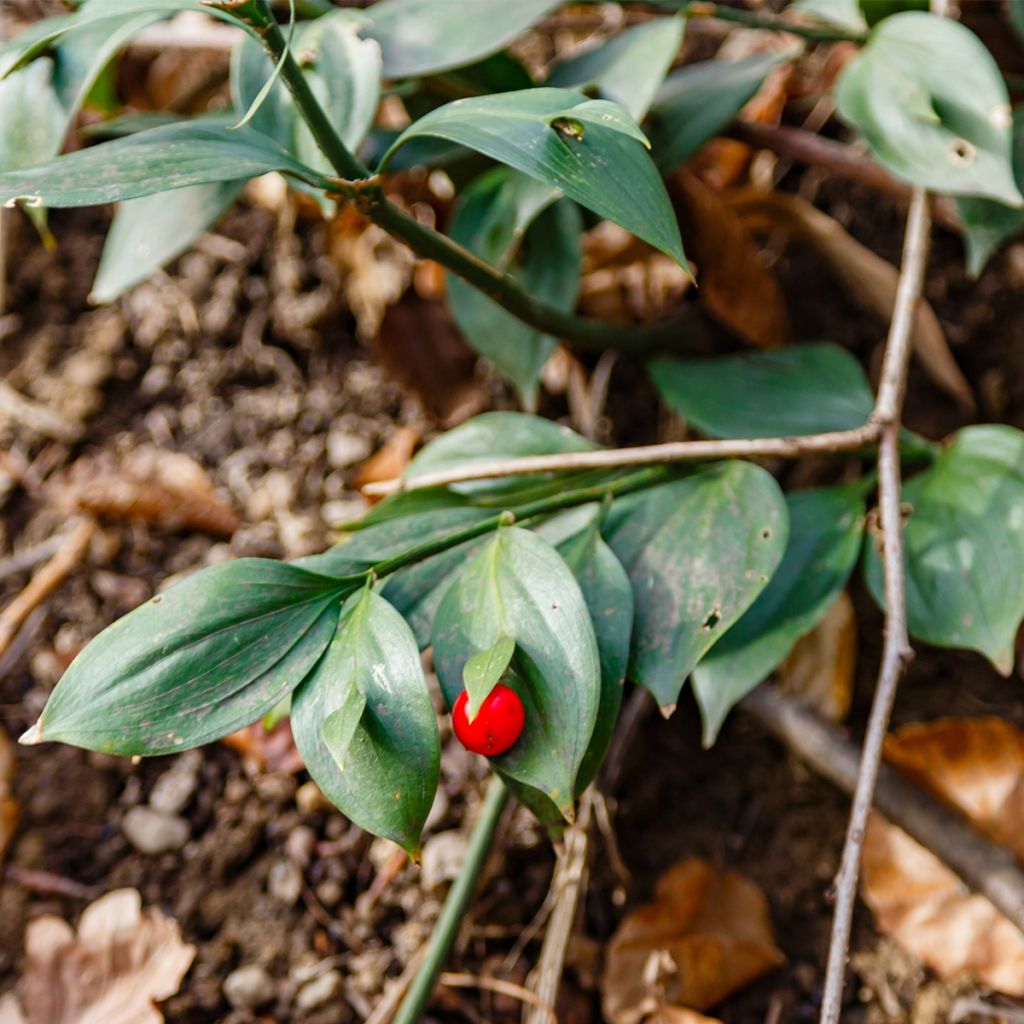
(222, 719), (305, 776)
(672, 171), (790, 349)
(353, 426), (421, 498)
(862, 718), (1024, 994)
(0, 724), (18, 867)
(644, 1008), (724, 1024)
(52, 447), (238, 537)
(373, 295), (486, 428)
(727, 190), (975, 410)
(2, 888), (195, 1024)
(776, 591), (856, 723)
(602, 857), (783, 1024)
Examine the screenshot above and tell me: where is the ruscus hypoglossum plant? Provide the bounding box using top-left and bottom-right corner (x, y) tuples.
(4, 0), (1024, 1019)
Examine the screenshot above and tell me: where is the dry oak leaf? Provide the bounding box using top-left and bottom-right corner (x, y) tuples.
(353, 426), (421, 499)
(862, 718), (1024, 994)
(644, 1009), (724, 1024)
(222, 718), (305, 776)
(0, 723), (18, 866)
(52, 447), (238, 537)
(777, 590), (856, 723)
(0, 888), (196, 1024)
(602, 857), (783, 1024)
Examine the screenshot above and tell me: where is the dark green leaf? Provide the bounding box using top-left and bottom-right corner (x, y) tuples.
(605, 463), (789, 711)
(864, 425), (1024, 674)
(382, 88), (687, 267)
(835, 13), (1022, 203)
(433, 526), (601, 817)
(0, 60), (64, 174)
(447, 168), (580, 406)
(30, 560), (347, 755)
(464, 633), (516, 716)
(648, 53), (790, 174)
(692, 484), (866, 745)
(859, 0), (929, 26)
(90, 181), (245, 303)
(650, 342), (873, 439)
(956, 107), (1024, 276)
(547, 17), (684, 122)
(231, 36), (296, 148)
(0, 120), (325, 209)
(292, 588), (440, 854)
(363, 0), (559, 79)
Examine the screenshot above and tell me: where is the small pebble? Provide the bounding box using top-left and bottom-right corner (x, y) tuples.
(326, 430), (371, 469)
(315, 878), (343, 908)
(121, 806), (190, 854)
(149, 750), (201, 815)
(296, 781), (333, 816)
(285, 825), (317, 867)
(295, 969), (344, 1012)
(420, 830), (468, 890)
(268, 858), (303, 905)
(223, 964), (276, 1009)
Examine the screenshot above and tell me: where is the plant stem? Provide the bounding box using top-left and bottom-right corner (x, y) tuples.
(239, 0), (702, 354)
(391, 776), (510, 1024)
(683, 1), (867, 43)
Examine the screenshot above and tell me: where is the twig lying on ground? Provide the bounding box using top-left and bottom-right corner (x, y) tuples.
(440, 972), (557, 1023)
(0, 517), (95, 661)
(743, 684), (1024, 934)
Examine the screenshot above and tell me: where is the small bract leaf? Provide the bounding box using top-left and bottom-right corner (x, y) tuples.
(864, 425), (1024, 674)
(835, 12), (1022, 203)
(292, 589), (440, 854)
(605, 463), (789, 711)
(382, 88), (686, 268)
(463, 634), (517, 718)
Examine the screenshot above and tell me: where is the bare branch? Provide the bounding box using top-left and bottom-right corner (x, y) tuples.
(818, 185), (929, 1024)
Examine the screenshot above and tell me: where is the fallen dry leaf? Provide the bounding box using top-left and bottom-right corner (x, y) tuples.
(222, 719), (305, 776)
(602, 857), (783, 1024)
(0, 723), (19, 866)
(0, 888), (196, 1024)
(727, 189), (975, 410)
(672, 171), (790, 349)
(353, 426), (421, 498)
(777, 591), (856, 723)
(373, 295), (486, 428)
(644, 1009), (724, 1024)
(51, 447), (238, 536)
(862, 718), (1024, 994)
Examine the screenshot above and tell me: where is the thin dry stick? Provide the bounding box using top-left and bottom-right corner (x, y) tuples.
(523, 790), (594, 1024)
(440, 972), (557, 1023)
(743, 685), (1024, 934)
(819, 185), (929, 1024)
(0, 517), (95, 661)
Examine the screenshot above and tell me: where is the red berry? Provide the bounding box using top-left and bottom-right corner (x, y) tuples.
(452, 685), (525, 756)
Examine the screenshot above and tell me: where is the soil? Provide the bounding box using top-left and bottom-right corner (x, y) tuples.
(3, 159), (1024, 1024)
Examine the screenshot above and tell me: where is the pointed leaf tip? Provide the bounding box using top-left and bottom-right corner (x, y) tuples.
(19, 721), (43, 745)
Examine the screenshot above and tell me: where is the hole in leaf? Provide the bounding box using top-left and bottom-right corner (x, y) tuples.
(702, 609), (721, 631)
(948, 138), (976, 166)
(551, 117), (585, 142)
(761, 527), (772, 540)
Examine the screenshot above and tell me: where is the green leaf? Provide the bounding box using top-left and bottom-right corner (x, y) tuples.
(648, 52), (790, 174)
(650, 342), (874, 439)
(293, 12), (382, 165)
(0, 120), (326, 209)
(363, 0), (559, 79)
(835, 13), (1022, 204)
(405, 411), (596, 492)
(432, 526), (601, 817)
(382, 88), (687, 267)
(864, 425), (1024, 675)
(692, 484), (866, 746)
(539, 504), (632, 792)
(956, 107), (1024, 276)
(231, 36), (296, 148)
(859, 0), (929, 27)
(322, 685), (367, 771)
(0, 60), (65, 175)
(546, 17), (684, 122)
(90, 182), (245, 303)
(463, 633), (517, 717)
(447, 168), (581, 406)
(292, 589), (440, 854)
(605, 464), (789, 712)
(30, 560), (348, 755)
(790, 0), (867, 31)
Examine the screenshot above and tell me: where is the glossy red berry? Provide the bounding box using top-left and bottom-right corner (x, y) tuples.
(452, 685), (525, 756)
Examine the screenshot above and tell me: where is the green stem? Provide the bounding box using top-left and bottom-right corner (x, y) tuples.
(372, 466), (670, 580)
(236, 0), (703, 354)
(392, 775), (510, 1024)
(683, 1), (867, 43)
